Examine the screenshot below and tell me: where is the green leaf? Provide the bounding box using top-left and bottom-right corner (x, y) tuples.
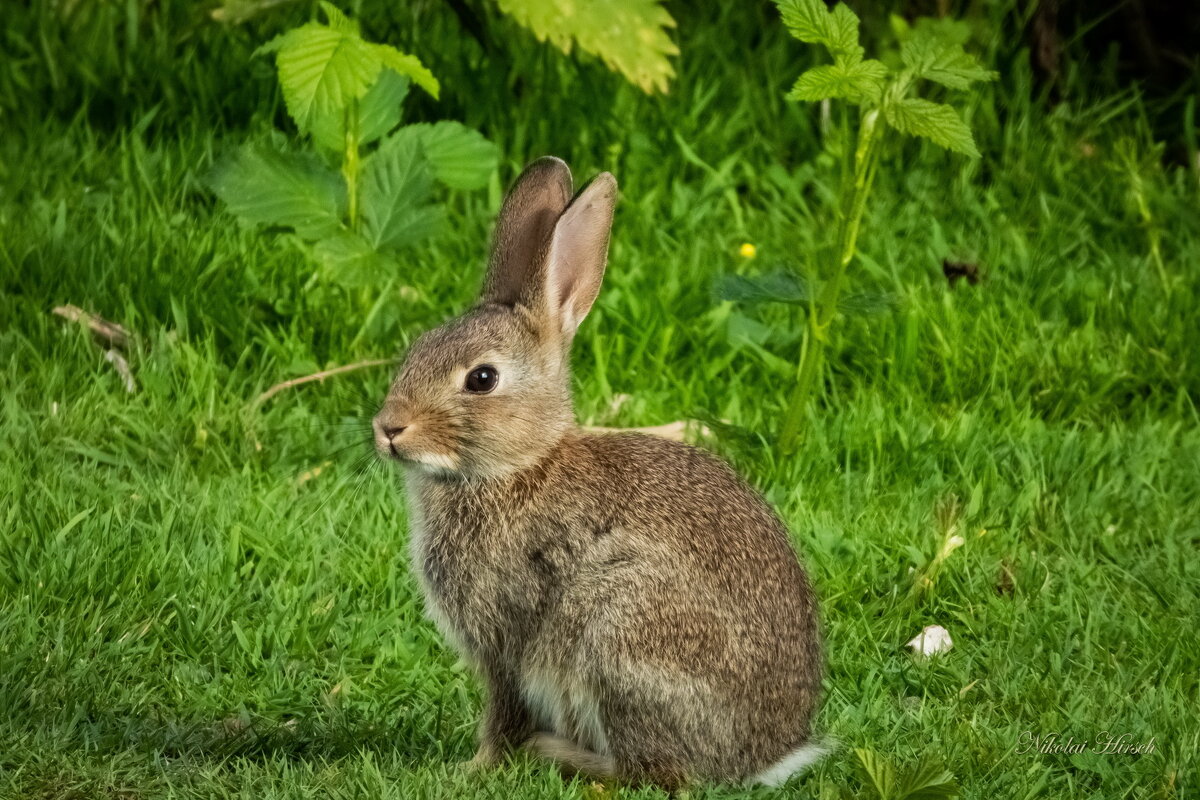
(827, 4), (862, 55)
(405, 121), (499, 190)
(884, 97), (980, 157)
(257, 4), (438, 132)
(208, 145), (346, 239)
(317, 0), (357, 33)
(371, 44), (440, 99)
(897, 757), (958, 800)
(261, 22), (381, 132)
(789, 53), (888, 104)
(717, 270), (897, 314)
(775, 0), (862, 56)
(312, 233), (395, 287)
(360, 130), (444, 251)
(716, 270), (813, 306)
(901, 33), (997, 90)
(857, 748), (899, 800)
(309, 70), (411, 152)
(495, 0), (678, 94)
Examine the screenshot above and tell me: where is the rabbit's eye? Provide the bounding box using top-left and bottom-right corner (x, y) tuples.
(465, 365), (499, 394)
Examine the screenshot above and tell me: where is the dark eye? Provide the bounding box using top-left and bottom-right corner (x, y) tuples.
(465, 365), (499, 394)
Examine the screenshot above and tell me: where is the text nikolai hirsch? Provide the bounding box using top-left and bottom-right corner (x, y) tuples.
(1017, 732), (1157, 756)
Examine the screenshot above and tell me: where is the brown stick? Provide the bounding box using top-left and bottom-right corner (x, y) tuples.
(104, 349), (137, 394)
(583, 420), (712, 443)
(254, 359), (394, 406)
(52, 304), (132, 349)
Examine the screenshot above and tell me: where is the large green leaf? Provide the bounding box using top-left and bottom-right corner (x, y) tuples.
(884, 97), (979, 157)
(372, 45), (439, 100)
(789, 53), (888, 104)
(259, 22), (381, 133)
(208, 145), (346, 239)
(405, 121), (499, 190)
(258, 4), (438, 133)
(775, 0), (862, 57)
(360, 131), (444, 251)
(309, 70), (411, 152)
(856, 748), (899, 800)
(897, 758), (959, 800)
(495, 0), (678, 94)
(313, 233), (395, 287)
(901, 33), (996, 90)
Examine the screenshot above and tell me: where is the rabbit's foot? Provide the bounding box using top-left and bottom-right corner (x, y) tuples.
(459, 744), (502, 773)
(526, 732), (617, 779)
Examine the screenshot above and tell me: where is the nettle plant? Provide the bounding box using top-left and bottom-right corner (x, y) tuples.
(210, 3), (498, 287)
(763, 0), (996, 451)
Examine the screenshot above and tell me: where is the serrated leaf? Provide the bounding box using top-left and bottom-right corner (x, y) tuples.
(372, 44), (440, 99)
(318, 1), (357, 33)
(775, 0), (862, 56)
(898, 758), (958, 800)
(309, 70), (410, 152)
(718, 270), (897, 314)
(360, 131), (444, 251)
(884, 98), (980, 157)
(264, 22), (382, 132)
(313, 233), (394, 287)
(827, 4), (862, 55)
(405, 121), (499, 190)
(495, 0), (678, 94)
(208, 145), (346, 239)
(716, 270), (812, 306)
(856, 748), (898, 800)
(901, 34), (996, 90)
(789, 54), (887, 104)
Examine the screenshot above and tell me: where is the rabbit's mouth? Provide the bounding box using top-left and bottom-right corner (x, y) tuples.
(377, 432), (461, 476)
(398, 450), (462, 479)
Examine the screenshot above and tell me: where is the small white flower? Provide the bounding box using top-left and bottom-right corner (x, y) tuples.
(906, 624), (953, 657)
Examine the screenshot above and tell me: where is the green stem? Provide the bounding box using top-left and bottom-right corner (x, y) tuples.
(342, 100), (360, 232)
(780, 108), (883, 452)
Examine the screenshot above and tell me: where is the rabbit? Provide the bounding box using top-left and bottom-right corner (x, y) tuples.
(372, 157), (825, 790)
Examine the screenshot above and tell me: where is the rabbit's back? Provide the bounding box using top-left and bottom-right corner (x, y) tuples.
(524, 431), (822, 780)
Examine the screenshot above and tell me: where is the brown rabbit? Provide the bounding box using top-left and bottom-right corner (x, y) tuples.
(373, 157), (825, 789)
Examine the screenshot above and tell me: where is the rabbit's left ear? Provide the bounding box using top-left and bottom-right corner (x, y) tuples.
(544, 173), (617, 336)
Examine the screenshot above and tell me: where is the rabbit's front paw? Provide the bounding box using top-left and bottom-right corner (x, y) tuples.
(459, 744), (501, 773)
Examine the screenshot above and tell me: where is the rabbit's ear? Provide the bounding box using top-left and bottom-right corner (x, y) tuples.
(544, 172), (618, 335)
(482, 157), (573, 307)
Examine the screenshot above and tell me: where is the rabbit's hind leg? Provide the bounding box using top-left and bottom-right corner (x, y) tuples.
(527, 732), (615, 779)
(527, 733), (688, 792)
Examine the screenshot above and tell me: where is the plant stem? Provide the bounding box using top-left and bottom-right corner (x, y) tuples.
(343, 100), (360, 232)
(780, 108), (883, 452)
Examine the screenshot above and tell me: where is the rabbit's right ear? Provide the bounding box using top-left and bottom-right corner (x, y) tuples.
(481, 157), (573, 307)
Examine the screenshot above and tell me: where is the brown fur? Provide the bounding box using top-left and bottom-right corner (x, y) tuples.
(374, 157), (822, 788)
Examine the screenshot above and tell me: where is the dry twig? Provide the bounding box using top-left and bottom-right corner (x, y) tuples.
(52, 304), (138, 392)
(255, 359), (394, 407)
(52, 304), (132, 349)
(104, 350), (137, 393)
(584, 420), (712, 443)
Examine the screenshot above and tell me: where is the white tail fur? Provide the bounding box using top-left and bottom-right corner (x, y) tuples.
(748, 738), (835, 787)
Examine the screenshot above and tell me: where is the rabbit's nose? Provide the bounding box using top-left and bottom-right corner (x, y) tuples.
(383, 424), (407, 440)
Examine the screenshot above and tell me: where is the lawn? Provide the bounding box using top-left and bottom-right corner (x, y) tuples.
(1, 2), (1197, 799)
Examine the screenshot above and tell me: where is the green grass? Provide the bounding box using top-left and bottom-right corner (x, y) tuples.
(1, 2), (1198, 799)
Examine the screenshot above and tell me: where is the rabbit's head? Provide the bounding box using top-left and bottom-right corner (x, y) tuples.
(373, 157), (617, 480)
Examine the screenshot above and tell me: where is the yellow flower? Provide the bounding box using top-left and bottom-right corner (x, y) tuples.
(739, 242), (757, 259)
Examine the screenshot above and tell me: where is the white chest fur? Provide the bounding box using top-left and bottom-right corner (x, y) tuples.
(404, 479), (474, 657)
